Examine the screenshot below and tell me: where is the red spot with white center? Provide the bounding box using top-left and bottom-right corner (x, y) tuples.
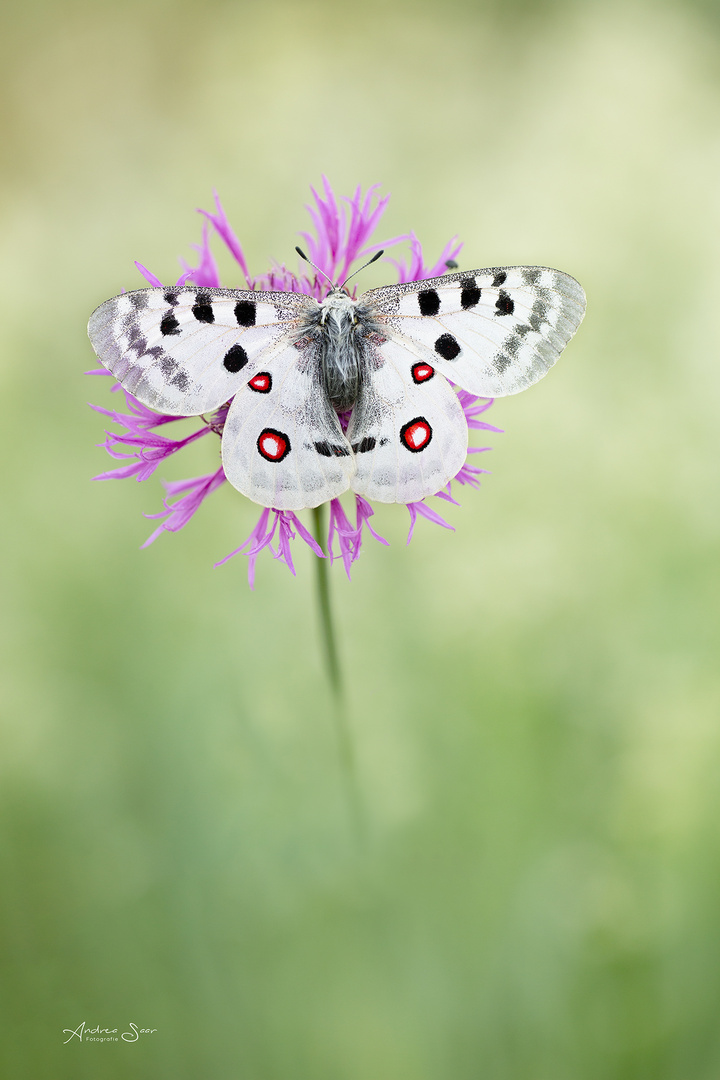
(249, 372), (272, 393)
(400, 416), (432, 453)
(411, 362), (434, 384)
(257, 428), (290, 462)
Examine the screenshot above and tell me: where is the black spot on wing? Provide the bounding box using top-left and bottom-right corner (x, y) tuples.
(160, 313), (180, 336)
(192, 292), (214, 323)
(163, 289), (179, 306)
(351, 436), (376, 454)
(235, 300), (256, 326)
(223, 344), (248, 372)
(418, 289), (440, 316)
(460, 277), (481, 309)
(492, 271), (507, 287)
(434, 333), (461, 360)
(495, 291), (514, 316)
(314, 441), (351, 457)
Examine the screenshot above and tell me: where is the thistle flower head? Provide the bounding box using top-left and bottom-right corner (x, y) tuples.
(90, 178), (499, 587)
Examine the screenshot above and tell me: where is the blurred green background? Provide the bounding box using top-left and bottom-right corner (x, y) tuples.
(2, 0), (720, 1076)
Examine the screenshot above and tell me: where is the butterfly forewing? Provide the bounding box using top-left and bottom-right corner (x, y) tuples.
(87, 286), (315, 415)
(362, 267), (586, 398)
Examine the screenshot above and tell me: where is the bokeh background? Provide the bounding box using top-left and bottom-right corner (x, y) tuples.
(2, 0), (720, 1075)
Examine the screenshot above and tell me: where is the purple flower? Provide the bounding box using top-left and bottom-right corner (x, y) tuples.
(90, 179), (498, 587)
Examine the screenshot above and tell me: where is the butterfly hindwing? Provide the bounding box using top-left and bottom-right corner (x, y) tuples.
(347, 337), (467, 504)
(221, 340), (355, 511)
(362, 267), (585, 398)
(87, 286), (316, 415)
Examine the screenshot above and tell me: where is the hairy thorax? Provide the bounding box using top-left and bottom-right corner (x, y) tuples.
(300, 290), (382, 413)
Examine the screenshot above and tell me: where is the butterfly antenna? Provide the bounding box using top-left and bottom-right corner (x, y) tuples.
(340, 249), (384, 290)
(295, 246), (336, 290)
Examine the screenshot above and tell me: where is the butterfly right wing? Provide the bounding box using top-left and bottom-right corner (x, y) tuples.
(362, 267), (585, 398)
(221, 338), (356, 511)
(87, 286), (317, 415)
(346, 337), (467, 504)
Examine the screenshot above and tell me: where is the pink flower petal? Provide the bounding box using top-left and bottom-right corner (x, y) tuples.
(134, 262), (163, 287)
(406, 500), (454, 544)
(197, 190), (252, 286)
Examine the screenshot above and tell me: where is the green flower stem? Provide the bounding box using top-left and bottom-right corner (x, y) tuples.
(311, 504), (365, 844)
(312, 504), (343, 698)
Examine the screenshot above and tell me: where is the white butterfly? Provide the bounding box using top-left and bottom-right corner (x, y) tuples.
(87, 265), (585, 510)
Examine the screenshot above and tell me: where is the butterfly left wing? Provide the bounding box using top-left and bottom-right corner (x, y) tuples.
(346, 337), (467, 504)
(221, 339), (355, 511)
(361, 266), (585, 398)
(88, 286), (316, 414)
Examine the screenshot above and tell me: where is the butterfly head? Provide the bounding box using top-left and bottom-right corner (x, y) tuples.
(318, 288), (358, 329)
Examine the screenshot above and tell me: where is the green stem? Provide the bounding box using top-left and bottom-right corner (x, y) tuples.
(312, 504), (343, 699)
(311, 504), (364, 844)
